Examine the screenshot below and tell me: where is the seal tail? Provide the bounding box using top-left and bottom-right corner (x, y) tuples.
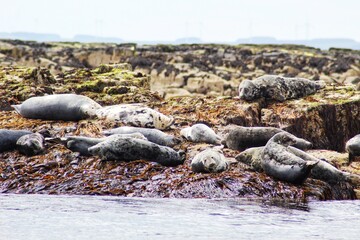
(11, 104), (21, 114)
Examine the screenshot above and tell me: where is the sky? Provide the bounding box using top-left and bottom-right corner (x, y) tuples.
(0, 0), (359, 42)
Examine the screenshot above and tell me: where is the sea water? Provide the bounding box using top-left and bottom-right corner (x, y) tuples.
(1, 194), (360, 240)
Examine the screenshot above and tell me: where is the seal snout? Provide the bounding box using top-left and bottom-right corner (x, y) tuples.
(204, 157), (217, 172)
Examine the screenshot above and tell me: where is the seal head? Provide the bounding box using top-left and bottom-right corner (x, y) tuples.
(191, 148), (229, 173)
(16, 133), (45, 156)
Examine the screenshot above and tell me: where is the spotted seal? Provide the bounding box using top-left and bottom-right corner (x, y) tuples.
(180, 123), (222, 145)
(238, 75), (326, 101)
(88, 137), (185, 166)
(12, 94), (102, 121)
(16, 133), (45, 156)
(103, 126), (180, 147)
(345, 134), (360, 163)
(49, 133), (147, 156)
(0, 129), (33, 153)
(223, 126), (312, 151)
(95, 104), (174, 130)
(262, 132), (319, 184)
(191, 148), (229, 173)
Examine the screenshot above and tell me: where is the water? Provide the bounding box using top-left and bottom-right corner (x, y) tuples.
(1, 194), (360, 240)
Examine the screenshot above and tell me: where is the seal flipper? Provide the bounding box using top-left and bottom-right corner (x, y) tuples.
(11, 104), (22, 115)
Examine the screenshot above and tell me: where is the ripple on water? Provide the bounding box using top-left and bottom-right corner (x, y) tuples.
(0, 194), (360, 240)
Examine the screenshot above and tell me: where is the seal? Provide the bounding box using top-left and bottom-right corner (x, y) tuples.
(222, 125), (312, 151)
(103, 126), (180, 147)
(16, 133), (45, 156)
(238, 75), (326, 101)
(180, 123), (222, 145)
(262, 132), (318, 184)
(287, 146), (360, 185)
(191, 148), (229, 173)
(49, 133), (147, 156)
(0, 129), (33, 153)
(235, 146), (264, 172)
(345, 134), (360, 163)
(95, 104), (174, 130)
(88, 137), (185, 166)
(238, 145), (360, 185)
(12, 94), (102, 121)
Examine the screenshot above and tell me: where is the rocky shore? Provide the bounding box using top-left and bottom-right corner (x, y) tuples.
(0, 39), (360, 201)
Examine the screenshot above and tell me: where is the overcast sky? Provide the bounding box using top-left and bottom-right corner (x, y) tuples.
(1, 0), (359, 42)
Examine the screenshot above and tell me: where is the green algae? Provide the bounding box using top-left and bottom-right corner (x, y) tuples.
(0, 63), (157, 106)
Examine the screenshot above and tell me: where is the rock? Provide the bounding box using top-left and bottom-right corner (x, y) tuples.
(307, 150), (349, 167)
(163, 88), (192, 99)
(344, 76), (360, 85)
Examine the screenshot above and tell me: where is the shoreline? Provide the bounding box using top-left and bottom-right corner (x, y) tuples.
(0, 40), (360, 200)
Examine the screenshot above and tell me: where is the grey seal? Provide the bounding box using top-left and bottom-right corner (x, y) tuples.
(12, 94), (102, 121)
(16, 133), (45, 156)
(180, 123), (222, 145)
(345, 134), (360, 163)
(95, 104), (174, 130)
(239, 75), (326, 101)
(88, 137), (185, 166)
(103, 126), (180, 147)
(223, 126), (312, 151)
(262, 132), (318, 184)
(238, 146), (360, 185)
(235, 147), (264, 172)
(191, 148), (229, 173)
(49, 133), (147, 156)
(287, 146), (360, 185)
(0, 129), (32, 153)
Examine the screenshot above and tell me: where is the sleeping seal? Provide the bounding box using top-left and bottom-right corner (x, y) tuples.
(181, 123), (222, 145)
(16, 133), (45, 156)
(239, 75), (326, 101)
(191, 148), (229, 173)
(262, 132), (318, 184)
(103, 126), (180, 147)
(345, 134), (360, 163)
(12, 94), (102, 121)
(95, 104), (174, 130)
(223, 126), (312, 151)
(88, 137), (185, 166)
(0, 129), (32, 153)
(49, 133), (147, 156)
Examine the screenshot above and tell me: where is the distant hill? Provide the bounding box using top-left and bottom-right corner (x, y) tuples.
(235, 37), (360, 50)
(1, 32), (360, 50)
(0, 32), (62, 42)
